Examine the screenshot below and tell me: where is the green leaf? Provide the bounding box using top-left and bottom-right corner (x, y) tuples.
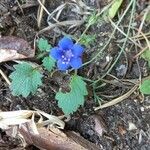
(141, 48), (150, 61)
(42, 56), (56, 71)
(108, 0), (123, 19)
(87, 11), (98, 26)
(9, 62), (42, 97)
(145, 11), (150, 22)
(140, 79), (150, 94)
(37, 38), (51, 52)
(79, 34), (96, 47)
(55, 75), (88, 115)
(71, 75), (88, 96)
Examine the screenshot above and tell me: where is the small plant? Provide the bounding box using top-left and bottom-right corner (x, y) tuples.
(10, 37), (88, 115)
(140, 48), (150, 94)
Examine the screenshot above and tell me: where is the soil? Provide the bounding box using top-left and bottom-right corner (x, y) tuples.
(0, 0), (150, 150)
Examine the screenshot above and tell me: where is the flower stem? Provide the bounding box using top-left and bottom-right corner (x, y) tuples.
(37, 51), (48, 59)
(74, 69), (78, 75)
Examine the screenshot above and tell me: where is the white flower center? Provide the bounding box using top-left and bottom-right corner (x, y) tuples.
(61, 49), (74, 64)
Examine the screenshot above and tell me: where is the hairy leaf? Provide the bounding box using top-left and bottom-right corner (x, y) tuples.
(55, 75), (88, 115)
(37, 38), (51, 52)
(140, 79), (150, 94)
(10, 62), (42, 97)
(42, 56), (56, 71)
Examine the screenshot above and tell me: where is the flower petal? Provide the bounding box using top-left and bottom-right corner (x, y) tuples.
(57, 59), (70, 71)
(58, 37), (73, 50)
(70, 57), (82, 69)
(50, 47), (62, 60)
(71, 44), (84, 57)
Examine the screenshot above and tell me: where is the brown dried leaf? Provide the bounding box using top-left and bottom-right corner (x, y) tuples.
(118, 125), (126, 136)
(90, 115), (107, 137)
(0, 36), (35, 63)
(19, 123), (100, 150)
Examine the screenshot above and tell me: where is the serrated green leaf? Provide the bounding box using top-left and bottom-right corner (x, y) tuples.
(56, 91), (85, 115)
(55, 75), (88, 115)
(141, 48), (150, 61)
(37, 38), (51, 52)
(140, 79), (150, 94)
(42, 56), (56, 71)
(108, 0), (123, 19)
(9, 62), (42, 97)
(71, 75), (88, 96)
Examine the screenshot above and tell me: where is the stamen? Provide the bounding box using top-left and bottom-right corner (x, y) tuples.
(65, 50), (73, 58)
(62, 61), (65, 64)
(62, 55), (65, 58)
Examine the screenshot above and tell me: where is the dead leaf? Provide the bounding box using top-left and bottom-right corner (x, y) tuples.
(0, 36), (35, 63)
(118, 125), (126, 136)
(90, 115), (107, 137)
(19, 123), (100, 150)
(0, 110), (99, 149)
(0, 110), (65, 130)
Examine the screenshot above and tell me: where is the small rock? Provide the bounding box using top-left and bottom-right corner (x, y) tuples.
(116, 64), (127, 77)
(140, 107), (144, 112)
(128, 122), (137, 131)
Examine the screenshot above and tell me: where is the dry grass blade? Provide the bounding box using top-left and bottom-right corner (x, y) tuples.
(94, 84), (139, 111)
(109, 18), (143, 49)
(38, 20), (84, 34)
(71, 0), (91, 10)
(47, 3), (67, 23)
(0, 110), (33, 129)
(132, 28), (150, 58)
(0, 68), (11, 85)
(37, 0), (58, 25)
(35, 109), (65, 129)
(37, 0), (45, 28)
(0, 110), (33, 119)
(0, 118), (31, 129)
(139, 30), (150, 50)
(0, 110), (65, 130)
(21, 0), (38, 9)
(133, 46), (148, 59)
(137, 7), (149, 35)
(16, 0), (24, 14)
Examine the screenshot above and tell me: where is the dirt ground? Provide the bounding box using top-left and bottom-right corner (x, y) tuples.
(0, 0), (150, 150)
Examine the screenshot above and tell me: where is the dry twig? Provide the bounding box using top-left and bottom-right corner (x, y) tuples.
(94, 84), (139, 110)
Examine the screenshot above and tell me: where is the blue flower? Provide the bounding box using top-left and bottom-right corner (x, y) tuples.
(50, 37), (84, 71)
